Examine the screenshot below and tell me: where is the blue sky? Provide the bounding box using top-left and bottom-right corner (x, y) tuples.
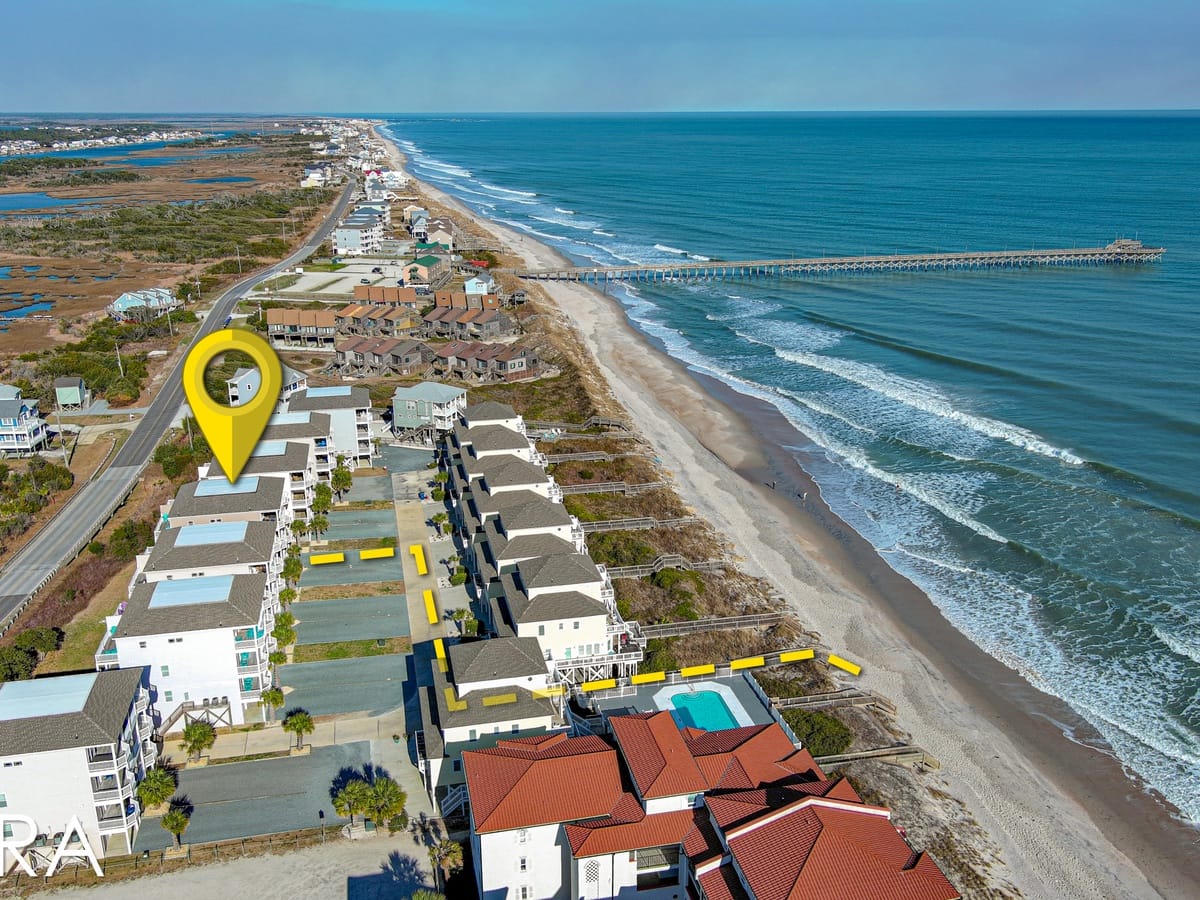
(4, 0), (1197, 112)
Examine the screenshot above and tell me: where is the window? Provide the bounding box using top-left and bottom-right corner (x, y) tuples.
(168, 637), (183, 644)
(468, 729), (477, 741)
(138, 641), (147, 648)
(0, 793), (6, 807)
(537, 625), (544, 636)
(518, 857), (528, 873)
(573, 621), (580, 630)
(2, 824), (11, 839)
(518, 888), (531, 900)
(511, 724), (520, 734)
(517, 829), (529, 844)
(160, 666), (169, 677)
(164, 691), (173, 702)
(451, 759), (461, 773)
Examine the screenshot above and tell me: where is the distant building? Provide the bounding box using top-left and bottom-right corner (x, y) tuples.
(225, 364), (307, 409)
(0, 383), (49, 455)
(53, 376), (91, 412)
(106, 288), (180, 322)
(464, 273), (496, 296)
(335, 337), (431, 376)
(406, 255), (447, 284)
(333, 220), (382, 256)
(391, 382), (467, 439)
(262, 411), (335, 483)
(264, 308), (337, 350)
(0, 669), (155, 868)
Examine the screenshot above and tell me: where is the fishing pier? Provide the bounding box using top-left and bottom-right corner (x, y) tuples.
(514, 239), (1164, 284)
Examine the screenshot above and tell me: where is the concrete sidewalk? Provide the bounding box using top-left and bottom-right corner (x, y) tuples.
(201, 707), (408, 761)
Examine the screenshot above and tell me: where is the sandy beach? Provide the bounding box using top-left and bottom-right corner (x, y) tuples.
(374, 127), (1200, 899)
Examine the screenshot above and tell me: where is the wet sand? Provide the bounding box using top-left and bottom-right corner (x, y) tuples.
(374, 126), (1200, 899)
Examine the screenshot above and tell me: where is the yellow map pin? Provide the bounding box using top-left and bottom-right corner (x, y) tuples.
(182, 329), (282, 483)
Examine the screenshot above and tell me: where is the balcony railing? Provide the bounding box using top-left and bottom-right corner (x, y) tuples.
(92, 781), (133, 804)
(87, 750), (128, 773)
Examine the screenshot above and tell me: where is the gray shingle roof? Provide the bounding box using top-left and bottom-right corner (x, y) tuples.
(262, 412), (333, 443)
(207, 441), (311, 481)
(288, 387), (372, 411)
(0, 668), (145, 756)
(467, 489), (573, 532)
(449, 637), (548, 684)
(506, 589), (608, 625)
(455, 423), (530, 454)
(117, 573), (268, 638)
(517, 554), (602, 591)
(464, 401), (517, 423)
(169, 476), (286, 519)
(464, 454), (549, 489)
(143, 521), (278, 574)
(492, 531), (578, 565)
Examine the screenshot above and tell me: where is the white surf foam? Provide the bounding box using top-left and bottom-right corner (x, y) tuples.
(654, 243), (688, 255)
(554, 207), (576, 215)
(774, 348), (1085, 464)
(1152, 622), (1200, 666)
(478, 181), (536, 197)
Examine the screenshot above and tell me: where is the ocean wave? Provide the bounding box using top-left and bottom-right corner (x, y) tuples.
(495, 218), (570, 242)
(417, 158), (472, 178)
(593, 229), (615, 237)
(690, 254), (712, 262)
(891, 544), (980, 575)
(654, 243), (688, 255)
(554, 207), (576, 215)
(774, 348), (1085, 464)
(1152, 622), (1200, 666)
(478, 181), (537, 197)
(530, 214), (598, 232)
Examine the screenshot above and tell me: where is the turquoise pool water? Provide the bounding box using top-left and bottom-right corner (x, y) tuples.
(670, 690), (738, 732)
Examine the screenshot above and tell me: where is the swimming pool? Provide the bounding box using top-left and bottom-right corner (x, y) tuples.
(671, 690), (739, 731)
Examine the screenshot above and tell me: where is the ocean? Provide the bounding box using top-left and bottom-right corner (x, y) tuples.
(380, 113), (1200, 822)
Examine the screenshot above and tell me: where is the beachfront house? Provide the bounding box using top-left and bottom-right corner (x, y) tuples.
(406, 255), (446, 284)
(0, 669), (155, 870)
(333, 220), (383, 256)
(462, 715), (959, 900)
(0, 383), (49, 455)
(284, 386), (375, 468)
(391, 382), (467, 440)
(464, 273), (496, 296)
(161, 476), (294, 549)
(425, 218), (456, 250)
(225, 364), (307, 409)
(54, 376), (91, 412)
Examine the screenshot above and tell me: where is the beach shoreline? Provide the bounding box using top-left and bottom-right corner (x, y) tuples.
(373, 124), (1200, 899)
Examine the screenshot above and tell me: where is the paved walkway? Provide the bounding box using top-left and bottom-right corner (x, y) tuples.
(393, 472), (449, 647)
(206, 706), (408, 761)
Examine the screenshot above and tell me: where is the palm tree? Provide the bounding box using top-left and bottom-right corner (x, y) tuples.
(281, 556), (303, 586)
(268, 650), (287, 667)
(429, 840), (463, 892)
(310, 513), (329, 538)
(331, 456), (352, 500)
(290, 517), (309, 543)
(281, 708), (315, 749)
(430, 512), (449, 536)
(278, 587), (297, 606)
(368, 776), (407, 825)
(333, 778), (372, 827)
(135, 766), (177, 810)
(162, 804), (190, 848)
(259, 687), (284, 722)
(179, 720), (216, 761)
(313, 482), (332, 516)
(409, 892), (445, 900)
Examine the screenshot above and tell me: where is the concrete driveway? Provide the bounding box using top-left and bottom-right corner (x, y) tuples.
(134, 742), (371, 851)
(344, 475), (394, 502)
(300, 553), (405, 587)
(294, 595), (410, 644)
(324, 508), (398, 540)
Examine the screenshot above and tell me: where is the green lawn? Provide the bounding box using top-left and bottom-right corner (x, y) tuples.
(292, 637), (410, 663)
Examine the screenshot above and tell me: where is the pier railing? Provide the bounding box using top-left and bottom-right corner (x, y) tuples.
(512, 240), (1164, 284)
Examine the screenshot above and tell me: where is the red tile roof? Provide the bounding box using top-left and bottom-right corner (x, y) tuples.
(566, 809), (696, 858)
(723, 796), (960, 900)
(704, 778), (862, 831)
(462, 733), (626, 834)
(697, 863), (752, 900)
(609, 712), (708, 799)
(684, 723), (824, 790)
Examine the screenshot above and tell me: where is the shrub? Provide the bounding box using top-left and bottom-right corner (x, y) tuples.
(449, 571), (468, 587)
(641, 639), (677, 674)
(781, 709), (853, 757)
(577, 468), (594, 480)
(431, 488), (445, 501)
(87, 540), (105, 555)
(107, 517), (155, 561)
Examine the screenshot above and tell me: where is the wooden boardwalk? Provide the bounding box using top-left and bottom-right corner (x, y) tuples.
(513, 239), (1164, 284)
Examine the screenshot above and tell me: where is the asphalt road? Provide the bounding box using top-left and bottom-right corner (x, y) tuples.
(0, 181), (357, 624)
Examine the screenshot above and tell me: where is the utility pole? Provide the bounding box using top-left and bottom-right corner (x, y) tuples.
(236, 244), (242, 275)
(55, 407), (69, 466)
(115, 340), (124, 378)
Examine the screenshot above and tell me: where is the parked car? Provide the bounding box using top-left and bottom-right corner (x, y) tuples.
(371, 266), (383, 274)
(360, 278), (370, 284)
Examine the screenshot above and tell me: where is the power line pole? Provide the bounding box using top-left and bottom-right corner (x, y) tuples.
(115, 340), (124, 378)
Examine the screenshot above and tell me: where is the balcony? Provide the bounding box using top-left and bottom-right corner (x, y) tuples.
(237, 663), (267, 678)
(92, 780), (133, 804)
(87, 750), (128, 773)
(97, 811), (135, 834)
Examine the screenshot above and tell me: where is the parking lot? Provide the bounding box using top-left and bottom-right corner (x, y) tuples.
(294, 595), (410, 644)
(279, 656), (407, 718)
(135, 742), (371, 851)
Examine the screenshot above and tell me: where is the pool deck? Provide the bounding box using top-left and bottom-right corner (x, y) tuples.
(584, 672), (777, 729)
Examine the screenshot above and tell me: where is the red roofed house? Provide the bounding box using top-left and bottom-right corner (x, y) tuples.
(463, 711), (958, 900)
